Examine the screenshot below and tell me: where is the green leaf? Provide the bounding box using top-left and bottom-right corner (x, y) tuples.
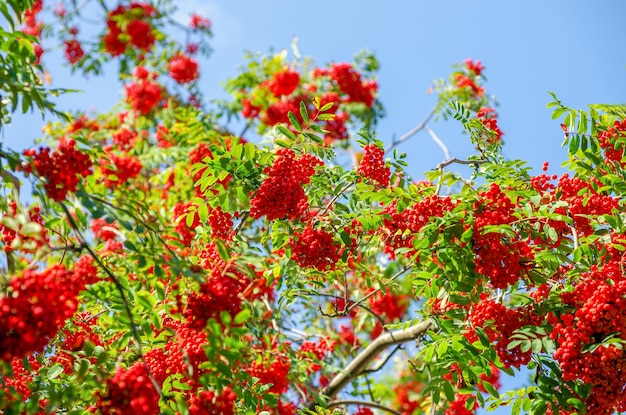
(244, 142), (256, 161)
(276, 124), (296, 141)
(47, 363), (64, 380)
(234, 309), (251, 325)
(299, 100), (309, 125)
(287, 111), (302, 132)
(512, 397), (522, 415)
(443, 382), (455, 402)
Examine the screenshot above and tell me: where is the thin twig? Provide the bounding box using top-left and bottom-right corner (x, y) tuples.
(328, 400), (402, 415)
(385, 106), (437, 154)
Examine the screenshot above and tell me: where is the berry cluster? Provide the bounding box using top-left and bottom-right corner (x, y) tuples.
(290, 224), (340, 270)
(262, 95), (307, 127)
(393, 380), (424, 415)
(173, 202), (199, 246)
(247, 353), (291, 394)
(465, 298), (539, 368)
(189, 13), (212, 30)
(187, 388), (237, 415)
(250, 149), (323, 221)
(597, 118), (626, 166)
(21, 0), (43, 37)
(556, 174), (618, 237)
(90, 218), (118, 241)
(100, 152), (143, 187)
(367, 287), (410, 323)
(168, 53), (200, 84)
(268, 69), (300, 97)
(476, 106), (503, 143)
(239, 59), (377, 144)
(112, 128), (138, 151)
(1, 202), (48, 253)
(63, 39), (84, 65)
(184, 271), (245, 329)
(103, 2), (157, 56)
(326, 62), (377, 107)
(0, 262), (97, 361)
(207, 206), (234, 241)
(445, 393), (477, 415)
(472, 183), (533, 288)
(358, 144), (390, 187)
(552, 261), (626, 414)
(23, 138), (93, 201)
(125, 66), (163, 115)
(96, 362), (159, 415)
(381, 195), (454, 258)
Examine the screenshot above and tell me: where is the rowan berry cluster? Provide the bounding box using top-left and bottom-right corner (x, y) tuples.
(112, 128), (138, 151)
(556, 174), (618, 236)
(465, 298), (539, 368)
(22, 138), (93, 202)
(184, 271), (244, 329)
(103, 3), (157, 56)
(551, 261), (626, 414)
(169, 53), (200, 84)
(268, 69), (300, 97)
(238, 59), (377, 144)
(187, 387), (237, 415)
(22, 0), (43, 37)
(0, 261), (97, 361)
(393, 380), (424, 415)
(189, 13), (212, 30)
(90, 218), (118, 241)
(63, 39), (84, 65)
(96, 362), (160, 415)
(290, 224), (340, 270)
(368, 287), (409, 322)
(1, 202), (48, 253)
(598, 118), (626, 166)
(125, 67), (163, 115)
(99, 152), (143, 187)
(358, 144), (390, 187)
(207, 206), (234, 241)
(250, 149), (323, 221)
(445, 393), (477, 415)
(476, 106), (503, 143)
(472, 183), (533, 288)
(173, 202), (199, 246)
(381, 195), (454, 257)
(326, 62), (377, 107)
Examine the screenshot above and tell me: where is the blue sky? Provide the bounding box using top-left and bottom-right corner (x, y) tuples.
(3, 1), (626, 413)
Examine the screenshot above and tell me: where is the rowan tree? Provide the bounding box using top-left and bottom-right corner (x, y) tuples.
(1, 1), (626, 415)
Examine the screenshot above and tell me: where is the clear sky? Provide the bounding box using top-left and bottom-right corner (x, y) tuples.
(3, 1), (626, 413)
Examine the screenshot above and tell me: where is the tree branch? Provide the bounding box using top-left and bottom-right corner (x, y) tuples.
(310, 318), (434, 407)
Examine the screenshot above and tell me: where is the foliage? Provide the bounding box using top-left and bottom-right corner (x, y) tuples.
(1, 2), (626, 415)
